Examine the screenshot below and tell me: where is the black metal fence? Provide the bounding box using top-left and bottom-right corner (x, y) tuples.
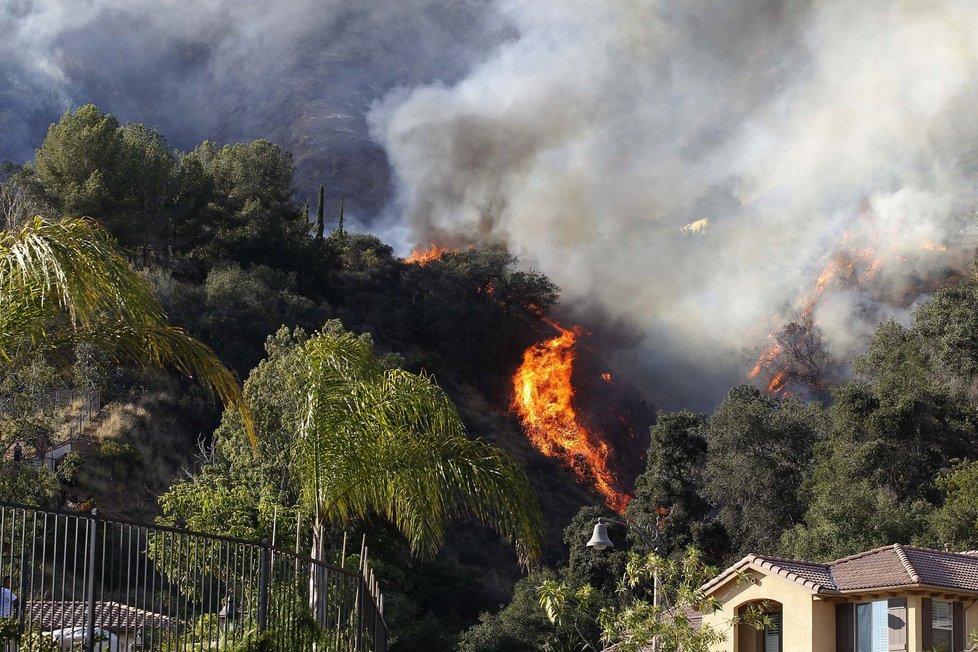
(0, 501), (387, 651)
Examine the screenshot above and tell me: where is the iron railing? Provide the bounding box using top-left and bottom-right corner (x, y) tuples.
(0, 501), (387, 651)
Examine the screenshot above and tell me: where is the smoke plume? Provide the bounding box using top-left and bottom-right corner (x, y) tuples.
(0, 0), (509, 220)
(371, 0), (978, 407)
(6, 1), (978, 408)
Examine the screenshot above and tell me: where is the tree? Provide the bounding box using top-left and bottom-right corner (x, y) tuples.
(457, 570), (562, 652)
(540, 548), (747, 652)
(33, 105), (180, 247)
(780, 448), (925, 561)
(315, 184), (325, 241)
(914, 277), (978, 380)
(33, 105), (124, 218)
(0, 216), (252, 443)
(168, 321), (543, 562)
(704, 386), (826, 556)
(928, 460), (978, 550)
(628, 410), (728, 561)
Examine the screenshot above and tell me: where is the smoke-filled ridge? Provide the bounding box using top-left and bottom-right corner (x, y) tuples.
(371, 0), (978, 407)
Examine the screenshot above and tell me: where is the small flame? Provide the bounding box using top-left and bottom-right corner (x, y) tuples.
(921, 240), (947, 252)
(682, 218), (710, 234)
(512, 317), (630, 512)
(767, 369), (786, 394)
(601, 373), (612, 382)
(405, 244), (453, 266)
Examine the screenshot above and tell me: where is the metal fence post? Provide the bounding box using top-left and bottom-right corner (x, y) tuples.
(85, 509), (99, 652)
(257, 539), (270, 635)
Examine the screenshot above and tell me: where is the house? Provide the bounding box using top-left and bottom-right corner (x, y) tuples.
(26, 600), (182, 650)
(699, 544), (978, 651)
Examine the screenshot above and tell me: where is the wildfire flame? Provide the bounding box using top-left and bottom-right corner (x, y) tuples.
(750, 238), (883, 394)
(750, 229), (956, 395)
(405, 243), (453, 266)
(512, 317), (630, 512)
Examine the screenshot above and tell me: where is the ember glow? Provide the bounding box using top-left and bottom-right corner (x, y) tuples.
(750, 237), (883, 394)
(512, 317), (630, 512)
(404, 243), (452, 266)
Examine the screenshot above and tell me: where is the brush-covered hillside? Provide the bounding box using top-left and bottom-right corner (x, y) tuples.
(0, 105), (610, 649)
(9, 106), (978, 651)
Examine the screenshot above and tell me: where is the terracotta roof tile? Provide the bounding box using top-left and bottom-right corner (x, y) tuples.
(902, 546), (978, 592)
(829, 545), (916, 591)
(26, 601), (182, 633)
(755, 557), (836, 590)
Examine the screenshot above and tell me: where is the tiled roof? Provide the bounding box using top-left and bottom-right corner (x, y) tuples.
(26, 600), (182, 633)
(903, 546), (978, 591)
(829, 545), (916, 590)
(704, 544), (978, 597)
(751, 555), (836, 591)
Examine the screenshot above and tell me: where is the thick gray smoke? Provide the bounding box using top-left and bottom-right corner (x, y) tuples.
(0, 0), (509, 219)
(6, 1), (978, 409)
(371, 0), (978, 408)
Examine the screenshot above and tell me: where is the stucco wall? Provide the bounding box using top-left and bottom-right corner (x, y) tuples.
(966, 600), (978, 645)
(700, 568), (818, 652)
(704, 575), (978, 652)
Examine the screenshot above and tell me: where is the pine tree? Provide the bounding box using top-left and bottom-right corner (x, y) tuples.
(315, 184), (325, 241)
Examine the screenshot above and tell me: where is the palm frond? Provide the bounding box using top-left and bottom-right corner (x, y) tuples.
(0, 216), (254, 445)
(296, 329), (543, 566)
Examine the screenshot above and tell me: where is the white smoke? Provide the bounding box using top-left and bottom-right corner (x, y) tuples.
(371, 0), (978, 407)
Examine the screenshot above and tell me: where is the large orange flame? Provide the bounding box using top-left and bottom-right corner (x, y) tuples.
(405, 244), (453, 266)
(512, 317), (630, 512)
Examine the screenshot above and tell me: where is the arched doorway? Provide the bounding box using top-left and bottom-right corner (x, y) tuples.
(736, 600), (783, 652)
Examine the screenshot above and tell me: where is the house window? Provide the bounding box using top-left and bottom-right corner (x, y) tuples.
(932, 600), (953, 652)
(737, 601), (782, 652)
(856, 600), (888, 652)
(764, 612), (781, 652)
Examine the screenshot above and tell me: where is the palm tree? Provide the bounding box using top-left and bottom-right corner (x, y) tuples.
(287, 324), (542, 619)
(0, 216), (253, 442)
(266, 324), (541, 612)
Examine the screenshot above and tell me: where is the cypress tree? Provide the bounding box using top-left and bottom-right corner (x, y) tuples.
(337, 198), (345, 234)
(315, 184), (325, 241)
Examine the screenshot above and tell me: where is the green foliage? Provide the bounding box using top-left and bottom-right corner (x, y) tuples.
(596, 548), (728, 652)
(177, 139), (308, 271)
(394, 247), (559, 382)
(915, 278), (978, 378)
(0, 619), (60, 651)
(704, 386), (826, 556)
(785, 299), (978, 560)
(562, 506), (629, 597)
(457, 571), (559, 652)
(927, 460), (978, 550)
(316, 184), (325, 241)
(34, 105), (180, 246)
(0, 215), (254, 445)
(97, 439), (140, 476)
(537, 579), (601, 651)
(34, 106), (126, 217)
(628, 410), (727, 560)
(173, 264), (323, 372)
